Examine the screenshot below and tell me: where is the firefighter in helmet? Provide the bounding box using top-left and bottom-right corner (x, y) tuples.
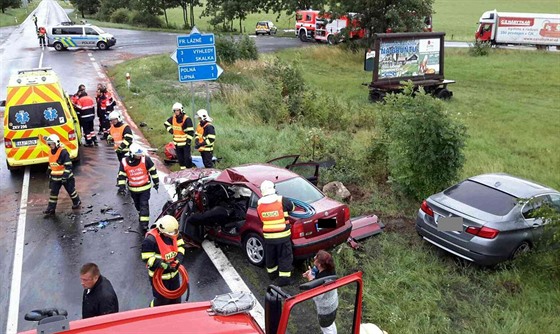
(117, 143), (159, 230)
(107, 111), (133, 163)
(141, 215), (186, 306)
(194, 109), (216, 168)
(164, 102), (194, 169)
(256, 180), (295, 286)
(43, 134), (81, 217)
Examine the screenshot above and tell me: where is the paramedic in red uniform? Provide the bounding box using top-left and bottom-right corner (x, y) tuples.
(141, 215), (186, 306)
(75, 91), (98, 147)
(257, 180), (295, 286)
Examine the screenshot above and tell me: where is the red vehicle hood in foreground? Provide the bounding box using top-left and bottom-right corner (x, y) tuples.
(20, 301), (262, 334)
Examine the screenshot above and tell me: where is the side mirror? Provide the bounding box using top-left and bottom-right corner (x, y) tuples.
(0, 100), (6, 107)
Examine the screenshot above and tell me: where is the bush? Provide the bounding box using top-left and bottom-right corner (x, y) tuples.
(248, 81), (290, 123)
(468, 40), (491, 56)
(110, 8), (129, 24)
(216, 35), (239, 64)
(376, 83), (467, 199)
(237, 35), (258, 61)
(216, 35), (258, 65)
(263, 58), (305, 118)
(129, 10), (162, 28)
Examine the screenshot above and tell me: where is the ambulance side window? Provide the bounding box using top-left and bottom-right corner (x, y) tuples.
(85, 27), (98, 36)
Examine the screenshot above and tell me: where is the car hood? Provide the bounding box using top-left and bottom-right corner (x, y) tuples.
(164, 168), (221, 185)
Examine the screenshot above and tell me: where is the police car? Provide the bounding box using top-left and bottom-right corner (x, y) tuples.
(47, 22), (116, 51)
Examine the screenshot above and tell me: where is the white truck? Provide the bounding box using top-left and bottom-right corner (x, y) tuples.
(475, 10), (560, 49)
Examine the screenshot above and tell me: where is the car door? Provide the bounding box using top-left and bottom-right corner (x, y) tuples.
(521, 194), (555, 241)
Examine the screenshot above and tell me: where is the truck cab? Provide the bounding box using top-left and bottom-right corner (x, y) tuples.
(21, 272), (371, 334)
(475, 10), (497, 42)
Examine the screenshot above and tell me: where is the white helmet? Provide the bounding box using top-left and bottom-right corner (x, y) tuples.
(172, 102), (184, 113)
(196, 109), (210, 121)
(260, 180), (276, 197)
(128, 143), (144, 157)
(157, 215), (179, 236)
(46, 134), (61, 147)
(108, 111), (121, 121)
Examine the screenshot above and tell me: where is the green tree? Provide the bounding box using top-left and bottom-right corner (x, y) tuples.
(132, 0), (163, 16)
(328, 0), (433, 40)
(70, 0), (100, 18)
(203, 0), (260, 33)
(1, 0), (21, 14)
(262, 0), (326, 17)
(98, 0), (131, 19)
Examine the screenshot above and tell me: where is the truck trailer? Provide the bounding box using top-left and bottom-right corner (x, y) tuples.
(475, 10), (560, 49)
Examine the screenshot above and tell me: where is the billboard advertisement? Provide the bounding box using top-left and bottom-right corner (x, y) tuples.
(371, 32), (445, 85)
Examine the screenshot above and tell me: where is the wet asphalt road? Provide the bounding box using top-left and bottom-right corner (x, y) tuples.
(0, 0), (279, 331)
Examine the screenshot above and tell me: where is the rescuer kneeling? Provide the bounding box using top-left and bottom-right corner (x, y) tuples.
(141, 215), (186, 306)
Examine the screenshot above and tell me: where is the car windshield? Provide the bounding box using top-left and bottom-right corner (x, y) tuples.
(8, 101), (67, 130)
(275, 177), (324, 203)
(444, 180), (518, 216)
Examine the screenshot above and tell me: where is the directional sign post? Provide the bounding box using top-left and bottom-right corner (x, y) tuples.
(172, 26), (224, 125)
(178, 63), (224, 83)
(176, 46), (216, 65)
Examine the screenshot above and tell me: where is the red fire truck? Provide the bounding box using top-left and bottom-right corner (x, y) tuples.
(21, 272), (385, 334)
(295, 10), (366, 44)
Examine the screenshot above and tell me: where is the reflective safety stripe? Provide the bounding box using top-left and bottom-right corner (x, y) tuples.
(266, 266), (278, 273)
(279, 271), (291, 277)
(148, 269), (179, 280)
(141, 251), (156, 260)
(263, 230), (291, 239)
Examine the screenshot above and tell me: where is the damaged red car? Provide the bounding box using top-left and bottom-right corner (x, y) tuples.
(161, 163), (382, 266)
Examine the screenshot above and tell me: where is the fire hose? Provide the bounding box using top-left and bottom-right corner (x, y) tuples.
(288, 197), (316, 219)
(153, 264), (190, 300)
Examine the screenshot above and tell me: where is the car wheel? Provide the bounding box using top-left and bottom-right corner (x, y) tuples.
(243, 232), (265, 267)
(436, 88), (452, 100)
(54, 42), (64, 51)
(98, 41), (108, 50)
(299, 29), (307, 42)
(327, 35), (335, 45)
(6, 160), (16, 172)
(511, 241), (531, 259)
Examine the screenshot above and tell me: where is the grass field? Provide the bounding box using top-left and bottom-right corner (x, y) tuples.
(433, 0), (560, 41)
(107, 43), (559, 332)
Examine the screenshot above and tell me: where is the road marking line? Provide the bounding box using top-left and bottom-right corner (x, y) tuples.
(39, 48), (44, 67)
(202, 240), (265, 330)
(6, 168), (30, 334)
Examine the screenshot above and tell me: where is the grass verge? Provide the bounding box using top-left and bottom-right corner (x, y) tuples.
(109, 45), (560, 333)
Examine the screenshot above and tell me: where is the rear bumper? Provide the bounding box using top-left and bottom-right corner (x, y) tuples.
(292, 221), (352, 260)
(415, 215), (507, 266)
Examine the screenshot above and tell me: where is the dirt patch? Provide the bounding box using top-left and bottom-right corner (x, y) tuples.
(501, 280), (523, 294)
(346, 183), (372, 203)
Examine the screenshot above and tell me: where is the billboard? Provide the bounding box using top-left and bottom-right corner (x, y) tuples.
(371, 32), (446, 86)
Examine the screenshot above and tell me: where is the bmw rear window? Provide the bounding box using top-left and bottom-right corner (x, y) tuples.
(444, 180), (517, 216)
(8, 102), (67, 130)
(275, 177), (324, 203)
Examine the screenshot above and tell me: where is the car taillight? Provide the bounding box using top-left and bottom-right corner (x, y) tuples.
(465, 226), (499, 239)
(5, 138), (12, 148)
(292, 222), (305, 238)
(343, 206), (350, 223)
(421, 200), (434, 217)
(68, 130), (76, 141)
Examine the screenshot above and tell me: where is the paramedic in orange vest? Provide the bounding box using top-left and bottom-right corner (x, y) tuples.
(117, 143), (159, 230)
(256, 180), (295, 287)
(37, 26), (47, 47)
(99, 85), (116, 138)
(107, 111), (133, 163)
(141, 215), (186, 306)
(43, 134), (81, 217)
(164, 102), (194, 169)
(76, 91), (98, 147)
(194, 109), (216, 168)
